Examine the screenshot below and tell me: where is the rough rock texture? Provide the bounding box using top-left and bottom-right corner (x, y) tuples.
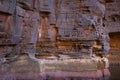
(105, 1), (120, 79)
(0, 0), (119, 80)
(0, 0), (108, 60)
(105, 0), (120, 33)
(0, 53), (40, 80)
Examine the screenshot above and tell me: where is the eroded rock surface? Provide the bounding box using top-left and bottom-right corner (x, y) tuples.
(0, 0), (119, 80)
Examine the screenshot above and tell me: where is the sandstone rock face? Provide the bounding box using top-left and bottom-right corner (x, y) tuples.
(105, 1), (120, 79)
(0, 0), (109, 59)
(105, 0), (120, 33)
(0, 0), (119, 80)
(0, 53), (40, 80)
(36, 0), (110, 59)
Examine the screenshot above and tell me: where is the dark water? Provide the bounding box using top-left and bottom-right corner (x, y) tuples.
(108, 52), (120, 80)
(109, 63), (120, 80)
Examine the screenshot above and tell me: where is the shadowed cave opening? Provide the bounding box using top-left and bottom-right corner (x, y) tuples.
(108, 32), (120, 80)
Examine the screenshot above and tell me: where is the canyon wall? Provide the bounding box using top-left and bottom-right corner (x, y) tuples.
(0, 0), (109, 61)
(0, 0), (119, 80)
